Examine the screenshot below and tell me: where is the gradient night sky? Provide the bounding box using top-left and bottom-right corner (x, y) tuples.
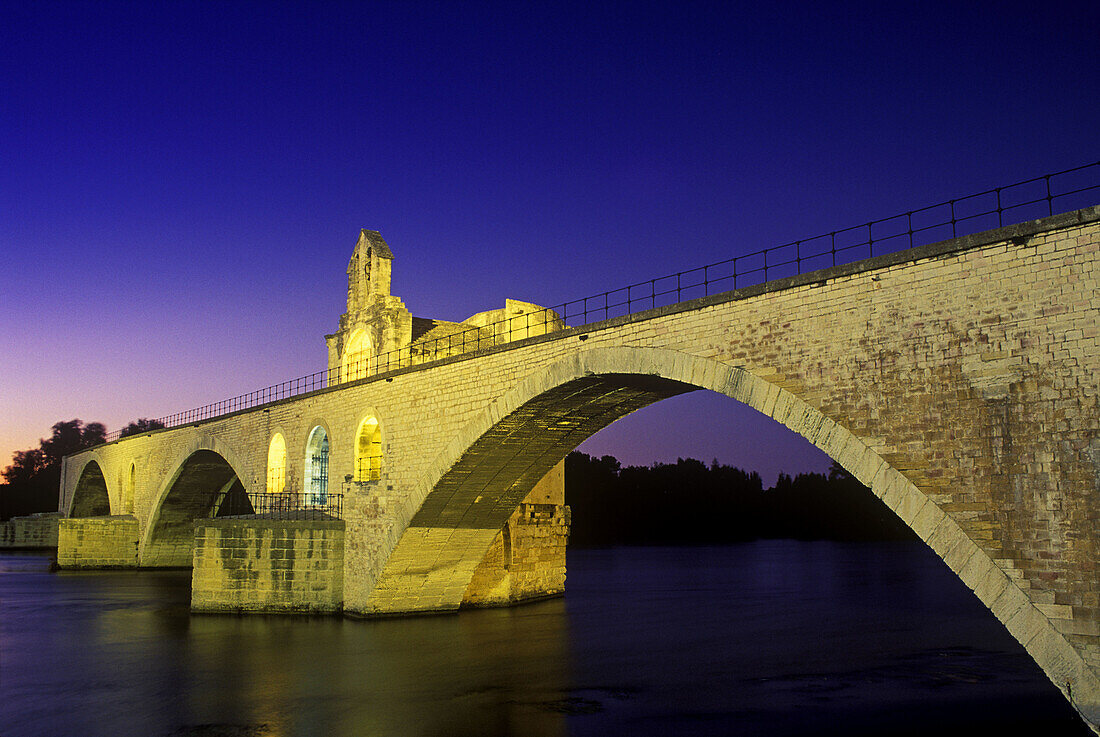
(2, 1), (1097, 484)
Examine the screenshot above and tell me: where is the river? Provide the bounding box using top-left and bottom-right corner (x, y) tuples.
(0, 541), (1089, 736)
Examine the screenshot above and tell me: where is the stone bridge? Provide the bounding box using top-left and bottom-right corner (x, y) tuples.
(58, 208), (1100, 728)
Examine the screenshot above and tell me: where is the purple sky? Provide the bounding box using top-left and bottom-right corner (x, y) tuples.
(2, 1), (1097, 485)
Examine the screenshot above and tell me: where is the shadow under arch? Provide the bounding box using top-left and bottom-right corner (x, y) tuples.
(141, 435), (252, 567)
(365, 345), (1100, 728)
(69, 458), (111, 517)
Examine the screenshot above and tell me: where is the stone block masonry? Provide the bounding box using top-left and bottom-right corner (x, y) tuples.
(0, 513), (61, 548)
(57, 516), (139, 567)
(462, 459), (570, 607)
(191, 518), (345, 614)
(57, 207), (1100, 731)
(461, 503), (570, 607)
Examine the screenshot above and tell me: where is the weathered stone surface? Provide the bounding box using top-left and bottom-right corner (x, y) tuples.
(56, 208), (1100, 730)
(191, 518), (345, 614)
(57, 516), (139, 568)
(0, 513), (61, 548)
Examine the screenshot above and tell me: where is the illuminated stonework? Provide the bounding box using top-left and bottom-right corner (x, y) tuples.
(341, 329), (369, 383)
(266, 434), (286, 493)
(353, 416), (382, 482)
(325, 230), (563, 380)
(53, 211), (1100, 731)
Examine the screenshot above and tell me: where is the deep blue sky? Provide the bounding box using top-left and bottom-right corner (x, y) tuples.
(2, 1), (1097, 483)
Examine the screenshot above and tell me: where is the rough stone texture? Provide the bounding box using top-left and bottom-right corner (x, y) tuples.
(461, 461), (569, 607)
(191, 518), (344, 614)
(58, 208), (1100, 728)
(0, 513), (61, 548)
(56, 516), (139, 568)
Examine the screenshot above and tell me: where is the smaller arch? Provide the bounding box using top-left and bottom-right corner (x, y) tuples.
(143, 449), (241, 567)
(354, 416), (383, 482)
(139, 432), (253, 564)
(267, 433), (287, 493)
(342, 328), (371, 383)
(70, 459), (111, 517)
(124, 462), (136, 514)
(304, 425), (330, 505)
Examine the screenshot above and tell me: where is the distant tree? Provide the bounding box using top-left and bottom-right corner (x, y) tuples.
(565, 451), (914, 546)
(1, 419), (107, 520)
(119, 418), (166, 438)
(2, 448), (48, 487)
(38, 419), (106, 462)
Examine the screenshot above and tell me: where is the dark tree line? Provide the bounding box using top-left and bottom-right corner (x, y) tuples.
(1, 418), (164, 520)
(565, 451), (916, 546)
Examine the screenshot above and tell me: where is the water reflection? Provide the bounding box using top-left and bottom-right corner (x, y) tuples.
(0, 544), (1091, 737)
(177, 604), (570, 737)
(1, 554), (568, 737)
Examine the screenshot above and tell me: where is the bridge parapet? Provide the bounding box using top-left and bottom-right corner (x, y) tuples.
(55, 200), (1100, 731)
(85, 163), (1100, 448)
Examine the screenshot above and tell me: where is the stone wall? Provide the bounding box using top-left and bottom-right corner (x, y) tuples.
(57, 516), (139, 568)
(57, 208), (1100, 728)
(462, 461), (569, 607)
(461, 504), (570, 607)
(191, 518), (344, 614)
(0, 513), (61, 548)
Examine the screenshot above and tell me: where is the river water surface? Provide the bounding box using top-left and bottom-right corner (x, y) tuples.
(0, 541), (1090, 736)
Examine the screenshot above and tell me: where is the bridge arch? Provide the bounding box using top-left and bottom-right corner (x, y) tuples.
(140, 434), (252, 566)
(367, 346), (1099, 723)
(69, 457), (112, 517)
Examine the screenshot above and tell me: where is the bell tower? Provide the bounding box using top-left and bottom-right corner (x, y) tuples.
(326, 230), (412, 381)
(346, 229), (393, 313)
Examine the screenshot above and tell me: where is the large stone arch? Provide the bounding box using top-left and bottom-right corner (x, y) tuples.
(68, 457), (112, 517)
(140, 434), (252, 567)
(366, 346), (1100, 725)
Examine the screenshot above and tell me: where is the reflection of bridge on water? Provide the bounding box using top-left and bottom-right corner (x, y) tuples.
(52, 164), (1100, 731)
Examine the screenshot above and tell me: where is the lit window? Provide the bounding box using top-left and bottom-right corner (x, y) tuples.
(267, 433), (287, 493)
(342, 329), (370, 382)
(354, 416), (382, 482)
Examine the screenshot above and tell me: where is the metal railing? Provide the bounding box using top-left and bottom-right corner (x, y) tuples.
(210, 490), (343, 520)
(103, 161), (1100, 444)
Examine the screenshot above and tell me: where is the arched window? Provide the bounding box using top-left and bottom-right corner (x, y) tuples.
(267, 433), (287, 493)
(354, 416), (383, 482)
(342, 329), (370, 383)
(304, 426), (330, 505)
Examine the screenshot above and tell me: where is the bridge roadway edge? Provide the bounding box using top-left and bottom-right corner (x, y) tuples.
(56, 206), (1100, 731)
(55, 205), (1100, 458)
